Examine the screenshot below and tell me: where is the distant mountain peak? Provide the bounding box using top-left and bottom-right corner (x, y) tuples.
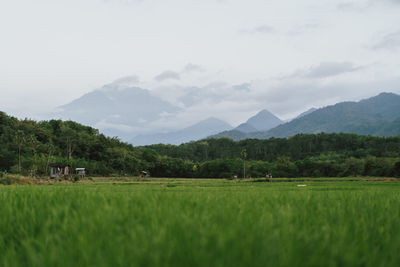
(51, 85), (181, 140)
(217, 108), (283, 136)
(246, 109), (283, 131)
(257, 109), (275, 115)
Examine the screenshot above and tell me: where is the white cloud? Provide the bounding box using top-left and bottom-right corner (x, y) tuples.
(182, 63), (205, 74)
(372, 31), (400, 50)
(111, 75), (140, 86)
(239, 25), (274, 34)
(154, 71), (181, 82)
(302, 62), (363, 78)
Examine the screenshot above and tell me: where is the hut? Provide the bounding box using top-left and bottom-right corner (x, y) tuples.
(140, 171), (148, 179)
(76, 168), (86, 178)
(49, 163), (70, 179)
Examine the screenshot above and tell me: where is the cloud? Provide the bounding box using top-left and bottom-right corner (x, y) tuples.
(182, 63), (205, 73)
(154, 70), (181, 82)
(232, 83), (251, 92)
(337, 0), (400, 11)
(372, 31), (400, 50)
(288, 22), (323, 35)
(306, 62), (363, 78)
(337, 1), (372, 11)
(287, 62), (364, 79)
(240, 25), (274, 34)
(102, 0), (144, 5)
(111, 75), (140, 86)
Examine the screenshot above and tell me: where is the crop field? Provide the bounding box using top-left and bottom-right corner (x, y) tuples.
(1, 179), (400, 267)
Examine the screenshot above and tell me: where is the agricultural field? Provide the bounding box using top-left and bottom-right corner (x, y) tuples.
(1, 179), (400, 267)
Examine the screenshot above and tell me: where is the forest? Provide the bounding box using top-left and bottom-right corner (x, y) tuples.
(1, 111), (400, 178)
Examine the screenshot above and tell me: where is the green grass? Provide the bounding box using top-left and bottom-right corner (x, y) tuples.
(1, 180), (400, 267)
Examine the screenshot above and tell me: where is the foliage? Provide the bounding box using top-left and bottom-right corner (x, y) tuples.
(0, 111), (149, 176)
(1, 111), (400, 178)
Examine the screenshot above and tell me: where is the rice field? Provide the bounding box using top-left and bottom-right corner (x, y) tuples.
(1, 179), (400, 267)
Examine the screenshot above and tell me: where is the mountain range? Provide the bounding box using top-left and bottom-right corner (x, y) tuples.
(131, 117), (232, 146)
(50, 82), (400, 145)
(211, 92), (400, 140)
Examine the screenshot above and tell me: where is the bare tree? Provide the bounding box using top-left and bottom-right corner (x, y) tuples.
(28, 134), (38, 176)
(14, 130), (25, 173)
(61, 126), (75, 160)
(45, 142), (54, 175)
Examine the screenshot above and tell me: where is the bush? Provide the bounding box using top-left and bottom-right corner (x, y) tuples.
(392, 162), (400, 177)
(73, 175), (80, 182)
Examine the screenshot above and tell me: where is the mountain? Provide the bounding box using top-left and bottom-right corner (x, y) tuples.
(253, 92), (400, 138)
(209, 92), (400, 141)
(295, 108), (317, 119)
(210, 109), (283, 139)
(235, 123), (258, 133)
(131, 117), (232, 146)
(245, 109), (283, 131)
(51, 85), (181, 140)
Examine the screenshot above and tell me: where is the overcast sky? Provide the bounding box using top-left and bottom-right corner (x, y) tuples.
(1, 0), (400, 125)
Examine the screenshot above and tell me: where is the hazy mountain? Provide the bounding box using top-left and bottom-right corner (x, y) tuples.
(254, 92), (400, 138)
(235, 123), (258, 133)
(52, 85), (180, 140)
(295, 108), (317, 119)
(210, 129), (249, 141)
(132, 117), (232, 146)
(210, 109), (283, 139)
(210, 92), (400, 141)
(246, 109), (283, 131)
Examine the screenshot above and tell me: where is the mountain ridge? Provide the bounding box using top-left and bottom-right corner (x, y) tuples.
(211, 92), (400, 141)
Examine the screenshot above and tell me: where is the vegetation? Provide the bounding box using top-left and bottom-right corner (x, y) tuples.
(147, 134), (400, 178)
(0, 111), (158, 176)
(1, 180), (400, 266)
(1, 111), (400, 178)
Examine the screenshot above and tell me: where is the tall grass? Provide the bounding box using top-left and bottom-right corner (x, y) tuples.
(0, 181), (400, 266)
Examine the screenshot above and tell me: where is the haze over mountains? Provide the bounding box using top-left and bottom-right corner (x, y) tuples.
(50, 79), (400, 146)
(52, 85), (181, 140)
(131, 117), (232, 146)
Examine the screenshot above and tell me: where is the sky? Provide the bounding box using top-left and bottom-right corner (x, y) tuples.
(1, 0), (400, 126)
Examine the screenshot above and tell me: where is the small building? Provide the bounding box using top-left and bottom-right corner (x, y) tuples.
(76, 168), (86, 178)
(49, 164), (70, 179)
(140, 171), (148, 179)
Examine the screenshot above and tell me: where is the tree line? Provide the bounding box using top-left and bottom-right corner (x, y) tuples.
(1, 111), (400, 178)
(0, 111), (155, 176)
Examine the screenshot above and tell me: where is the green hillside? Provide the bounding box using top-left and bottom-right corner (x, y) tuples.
(0, 111), (157, 176)
(259, 92), (400, 138)
(213, 92), (400, 141)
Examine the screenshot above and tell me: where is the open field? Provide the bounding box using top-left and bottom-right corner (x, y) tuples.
(1, 179), (400, 267)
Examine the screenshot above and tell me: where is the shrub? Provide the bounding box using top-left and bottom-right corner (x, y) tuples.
(73, 175), (80, 182)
